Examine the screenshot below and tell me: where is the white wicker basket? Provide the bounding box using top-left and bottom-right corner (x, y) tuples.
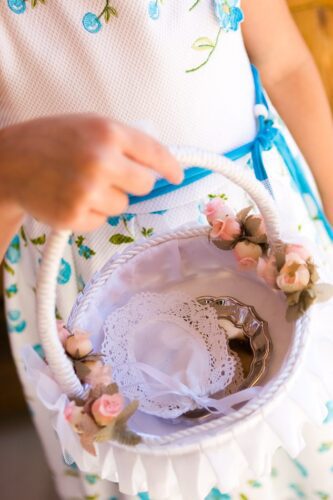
(29, 147), (333, 499)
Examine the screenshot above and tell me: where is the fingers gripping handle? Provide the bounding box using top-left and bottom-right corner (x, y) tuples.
(36, 148), (281, 398)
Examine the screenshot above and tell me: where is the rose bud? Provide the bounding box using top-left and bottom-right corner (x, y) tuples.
(56, 320), (70, 346)
(204, 198), (235, 225)
(257, 254), (279, 288)
(65, 331), (93, 359)
(234, 240), (263, 268)
(64, 401), (84, 434)
(276, 254), (310, 293)
(286, 244), (312, 262)
(211, 217), (242, 242)
(91, 394), (124, 427)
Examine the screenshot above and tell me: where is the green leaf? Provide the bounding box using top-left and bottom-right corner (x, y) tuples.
(116, 400), (139, 425)
(141, 227), (154, 238)
(246, 235), (267, 245)
(109, 6), (118, 17)
(208, 193), (228, 200)
(286, 291), (302, 307)
(30, 234), (46, 245)
(308, 260), (320, 284)
(189, 0), (202, 11)
(113, 422), (142, 446)
(286, 304), (303, 322)
(212, 239), (235, 251)
(105, 383), (120, 396)
(192, 37), (215, 51)
(236, 206), (253, 223)
(74, 360), (92, 382)
(109, 234), (135, 245)
(272, 241), (287, 271)
(20, 227), (28, 246)
(55, 307), (62, 321)
(3, 261), (15, 276)
(94, 422), (116, 443)
(75, 235), (85, 248)
(104, 8), (111, 22)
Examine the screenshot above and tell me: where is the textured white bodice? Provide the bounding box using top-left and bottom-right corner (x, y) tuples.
(0, 1), (256, 153)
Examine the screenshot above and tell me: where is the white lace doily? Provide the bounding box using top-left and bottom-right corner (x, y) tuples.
(101, 292), (240, 418)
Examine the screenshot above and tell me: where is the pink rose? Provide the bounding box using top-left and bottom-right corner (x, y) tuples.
(234, 241), (263, 269)
(211, 217), (242, 242)
(276, 254), (310, 293)
(65, 330), (93, 359)
(244, 215), (266, 237)
(64, 401), (84, 433)
(91, 394), (124, 426)
(257, 254), (279, 288)
(84, 360), (113, 388)
(286, 244), (312, 262)
(204, 198), (235, 225)
(57, 320), (70, 346)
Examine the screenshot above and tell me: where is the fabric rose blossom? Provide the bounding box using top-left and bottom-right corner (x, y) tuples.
(65, 330), (93, 359)
(204, 197), (333, 320)
(234, 240), (263, 269)
(83, 360), (113, 388)
(64, 401), (84, 433)
(276, 253), (311, 293)
(211, 217), (242, 242)
(204, 198), (235, 224)
(286, 244), (312, 262)
(91, 394), (124, 427)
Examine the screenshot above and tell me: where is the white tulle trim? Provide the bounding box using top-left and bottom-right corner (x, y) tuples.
(22, 298), (333, 498)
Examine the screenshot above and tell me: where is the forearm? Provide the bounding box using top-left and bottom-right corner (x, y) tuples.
(261, 56), (333, 213)
(0, 203), (24, 262)
(242, 0), (333, 222)
(0, 128), (25, 262)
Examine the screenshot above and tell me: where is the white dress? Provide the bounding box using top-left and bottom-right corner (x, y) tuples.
(1, 1), (333, 499)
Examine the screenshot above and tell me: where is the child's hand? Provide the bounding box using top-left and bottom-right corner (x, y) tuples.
(0, 114), (183, 231)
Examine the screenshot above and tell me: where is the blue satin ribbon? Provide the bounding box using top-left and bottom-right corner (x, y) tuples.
(128, 66), (333, 242)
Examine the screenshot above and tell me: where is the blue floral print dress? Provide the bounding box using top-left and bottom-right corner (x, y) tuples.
(1, 1), (333, 499)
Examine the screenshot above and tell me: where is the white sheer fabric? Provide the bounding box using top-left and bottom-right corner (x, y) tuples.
(102, 291), (239, 418)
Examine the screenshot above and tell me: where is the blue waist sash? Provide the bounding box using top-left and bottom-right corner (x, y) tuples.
(129, 66), (333, 241)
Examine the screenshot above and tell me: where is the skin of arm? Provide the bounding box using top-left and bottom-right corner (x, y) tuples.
(242, 0), (333, 224)
(1, 2), (332, 262)
(0, 203), (24, 263)
(0, 116), (182, 264)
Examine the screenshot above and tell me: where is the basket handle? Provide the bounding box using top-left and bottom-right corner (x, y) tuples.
(36, 146), (282, 399)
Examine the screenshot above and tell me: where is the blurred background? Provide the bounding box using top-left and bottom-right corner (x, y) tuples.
(0, 1), (333, 499)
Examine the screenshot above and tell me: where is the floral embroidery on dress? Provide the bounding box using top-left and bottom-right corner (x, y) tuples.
(7, 0), (46, 15)
(75, 236), (96, 260)
(187, 0), (243, 73)
(148, 0), (165, 20)
(7, 309), (27, 333)
(57, 258), (72, 285)
(108, 214), (136, 245)
(214, 0), (244, 32)
(82, 1), (118, 34)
